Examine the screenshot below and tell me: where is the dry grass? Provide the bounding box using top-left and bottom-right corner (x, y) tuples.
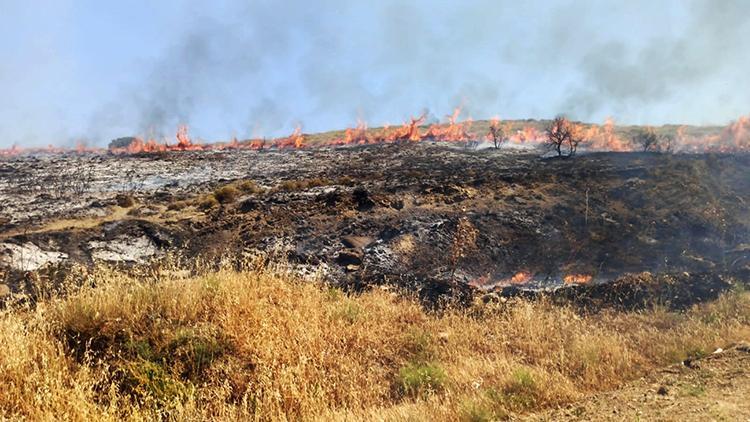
(0, 263), (748, 420)
(273, 177), (332, 192)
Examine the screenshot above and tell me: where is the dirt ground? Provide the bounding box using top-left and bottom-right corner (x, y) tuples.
(529, 343), (750, 421)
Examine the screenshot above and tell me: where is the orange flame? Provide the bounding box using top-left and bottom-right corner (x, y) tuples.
(508, 271), (533, 285)
(334, 119), (369, 145)
(274, 125), (305, 149)
(563, 274), (592, 285)
(4, 111), (750, 157)
(424, 107), (474, 142)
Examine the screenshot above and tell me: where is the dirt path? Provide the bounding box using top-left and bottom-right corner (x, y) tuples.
(528, 342), (750, 421)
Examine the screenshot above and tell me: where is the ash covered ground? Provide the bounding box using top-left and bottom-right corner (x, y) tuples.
(1, 143), (748, 307)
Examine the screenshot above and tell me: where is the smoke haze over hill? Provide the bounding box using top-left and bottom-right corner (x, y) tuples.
(1, 0), (748, 147)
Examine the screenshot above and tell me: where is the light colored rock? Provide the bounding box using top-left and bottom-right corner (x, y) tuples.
(88, 235), (158, 263)
(0, 284), (10, 297)
(0, 242), (68, 271)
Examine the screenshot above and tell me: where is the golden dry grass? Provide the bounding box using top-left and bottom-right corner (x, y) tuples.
(0, 263), (748, 421)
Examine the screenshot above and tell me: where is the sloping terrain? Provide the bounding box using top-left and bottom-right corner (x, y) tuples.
(1, 143), (749, 305)
(530, 342), (750, 421)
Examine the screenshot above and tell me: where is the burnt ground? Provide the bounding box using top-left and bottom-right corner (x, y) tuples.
(1, 143), (749, 307)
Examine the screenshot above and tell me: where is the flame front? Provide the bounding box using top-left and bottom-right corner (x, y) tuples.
(3, 111), (750, 157)
(424, 107), (474, 142)
(563, 274), (593, 285)
(509, 271), (533, 284)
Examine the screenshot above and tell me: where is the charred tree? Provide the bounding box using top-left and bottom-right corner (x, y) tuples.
(488, 120), (507, 149)
(633, 129), (675, 153)
(545, 116), (581, 157)
(633, 128), (659, 152)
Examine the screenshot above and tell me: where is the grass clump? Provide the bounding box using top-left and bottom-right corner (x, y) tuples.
(165, 328), (229, 380)
(236, 180), (263, 194)
(197, 196), (219, 210)
(274, 177), (331, 192)
(682, 383), (706, 397)
(213, 185), (240, 204)
(120, 360), (193, 407)
(333, 300), (363, 324)
(397, 361), (447, 398)
(115, 193), (136, 208)
(501, 368), (541, 410)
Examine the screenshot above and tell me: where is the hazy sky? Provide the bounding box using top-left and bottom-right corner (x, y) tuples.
(1, 0), (748, 147)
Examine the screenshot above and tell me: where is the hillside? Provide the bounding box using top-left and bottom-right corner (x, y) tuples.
(2, 144), (748, 308)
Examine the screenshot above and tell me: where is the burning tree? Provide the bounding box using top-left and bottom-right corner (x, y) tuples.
(487, 118), (508, 149)
(633, 128), (675, 153)
(633, 128), (659, 152)
(545, 116), (582, 157)
(659, 134), (675, 153)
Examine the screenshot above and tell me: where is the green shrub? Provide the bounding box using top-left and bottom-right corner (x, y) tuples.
(404, 328), (435, 361)
(397, 362), (446, 398)
(682, 384), (706, 397)
(125, 338), (155, 361)
(460, 400), (495, 422)
(501, 368), (540, 410)
(459, 389), (511, 422)
(120, 360), (192, 406)
(334, 301), (362, 324)
(166, 328), (228, 380)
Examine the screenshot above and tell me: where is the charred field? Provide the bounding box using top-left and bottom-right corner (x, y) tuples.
(1, 141), (748, 309)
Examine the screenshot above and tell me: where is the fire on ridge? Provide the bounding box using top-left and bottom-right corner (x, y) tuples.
(1, 109), (750, 156)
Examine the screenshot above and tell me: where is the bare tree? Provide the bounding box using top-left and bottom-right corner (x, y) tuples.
(120, 168), (144, 195)
(545, 116), (581, 157)
(659, 134), (675, 153)
(51, 163), (94, 199)
(633, 128), (659, 152)
(464, 140), (480, 150)
(488, 120), (508, 149)
(633, 129), (675, 153)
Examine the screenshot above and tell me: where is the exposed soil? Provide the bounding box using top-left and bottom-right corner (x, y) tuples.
(529, 342), (750, 421)
(1, 143), (748, 306)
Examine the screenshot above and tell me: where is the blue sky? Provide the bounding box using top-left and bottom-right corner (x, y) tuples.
(1, 0), (748, 147)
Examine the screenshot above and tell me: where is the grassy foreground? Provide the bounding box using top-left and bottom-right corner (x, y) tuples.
(1, 263), (749, 421)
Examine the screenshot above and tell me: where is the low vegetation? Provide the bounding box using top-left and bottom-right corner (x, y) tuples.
(0, 263), (748, 420)
(273, 177), (332, 192)
(213, 185), (240, 204)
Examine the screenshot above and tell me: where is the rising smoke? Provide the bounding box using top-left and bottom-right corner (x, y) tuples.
(2, 0), (749, 146)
